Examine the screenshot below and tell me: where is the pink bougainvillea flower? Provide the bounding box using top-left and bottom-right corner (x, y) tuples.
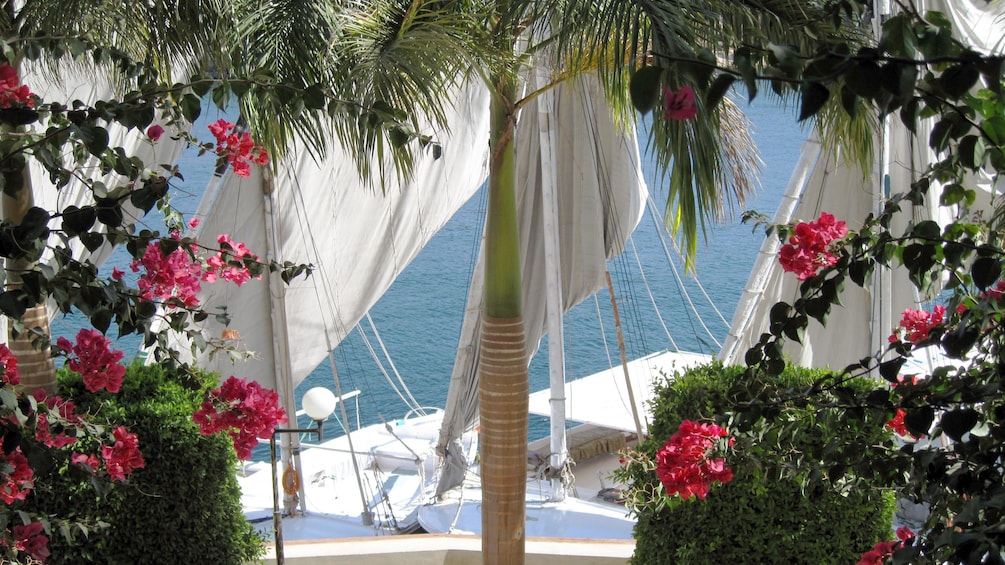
(0, 62), (35, 109)
(0, 343), (19, 386)
(12, 521), (50, 562)
(187, 217), (200, 229)
(131, 234), (204, 307)
(61, 328), (127, 393)
(207, 119), (269, 178)
(856, 527), (914, 565)
(146, 124), (165, 142)
(779, 212), (848, 280)
(663, 85), (697, 121)
(193, 376), (287, 460)
(654, 420), (734, 500)
(111, 267), (124, 281)
(0, 448), (34, 504)
(35, 412), (77, 449)
(71, 452), (101, 473)
(203, 234), (261, 286)
(101, 426), (145, 481)
(889, 305), (946, 344)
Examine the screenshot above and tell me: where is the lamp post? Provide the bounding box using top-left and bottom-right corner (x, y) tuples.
(270, 387), (337, 565)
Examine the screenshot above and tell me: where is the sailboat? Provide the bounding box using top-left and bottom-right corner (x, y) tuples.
(165, 63), (676, 539)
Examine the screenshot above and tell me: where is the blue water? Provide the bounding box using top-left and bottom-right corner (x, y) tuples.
(50, 99), (809, 449)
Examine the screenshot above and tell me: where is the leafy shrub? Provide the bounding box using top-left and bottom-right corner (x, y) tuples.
(25, 363), (264, 565)
(624, 361), (895, 565)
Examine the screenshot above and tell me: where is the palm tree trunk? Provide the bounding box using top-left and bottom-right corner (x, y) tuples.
(2, 146), (56, 395)
(480, 69), (528, 564)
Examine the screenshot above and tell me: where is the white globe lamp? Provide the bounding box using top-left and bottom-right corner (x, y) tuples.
(301, 387), (337, 422)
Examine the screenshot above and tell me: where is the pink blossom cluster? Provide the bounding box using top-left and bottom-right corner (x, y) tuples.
(131, 233), (260, 307)
(0, 448), (34, 505)
(655, 420), (734, 500)
(779, 212), (849, 280)
(100, 426), (145, 481)
(204, 234), (261, 286)
(56, 329), (127, 393)
(0, 344), (19, 386)
(889, 305), (946, 345)
(663, 86), (697, 121)
(27, 390), (144, 486)
(11, 521), (49, 563)
(0, 63), (35, 109)
(34, 390), (81, 449)
(857, 526), (914, 565)
(131, 234), (205, 307)
(207, 119), (269, 178)
(193, 376), (287, 460)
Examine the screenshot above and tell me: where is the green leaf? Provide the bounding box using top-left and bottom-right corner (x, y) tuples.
(929, 118), (954, 152)
(798, 82), (830, 122)
(845, 61), (883, 99)
(79, 232), (104, 252)
(629, 66), (663, 114)
(956, 135), (985, 170)
(61, 206), (96, 236)
(982, 115), (1005, 146)
(880, 14), (917, 59)
(911, 220), (941, 239)
(706, 74), (736, 110)
(75, 124), (109, 156)
(303, 84), (327, 110)
(904, 405), (935, 437)
(940, 409), (978, 442)
(230, 79), (251, 98)
(95, 199), (123, 228)
(90, 310), (112, 334)
(180, 93), (202, 123)
(971, 256), (1001, 290)
(734, 48), (758, 102)
(879, 358), (906, 383)
(940, 64), (980, 98)
(942, 325), (979, 359)
(0, 290), (27, 319)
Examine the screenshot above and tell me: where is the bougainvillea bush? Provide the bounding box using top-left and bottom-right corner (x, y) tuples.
(20, 363), (263, 565)
(616, 361), (895, 565)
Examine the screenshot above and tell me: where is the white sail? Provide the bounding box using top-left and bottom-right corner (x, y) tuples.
(719, 0), (1004, 369)
(162, 80), (490, 397)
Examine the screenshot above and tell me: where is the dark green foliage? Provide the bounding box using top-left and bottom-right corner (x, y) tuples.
(27, 363), (263, 565)
(629, 362), (895, 565)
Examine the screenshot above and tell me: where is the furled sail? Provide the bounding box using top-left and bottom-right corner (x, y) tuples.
(719, 0), (1004, 369)
(435, 73), (648, 495)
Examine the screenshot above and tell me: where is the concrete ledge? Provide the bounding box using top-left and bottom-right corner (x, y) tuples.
(253, 534), (634, 564)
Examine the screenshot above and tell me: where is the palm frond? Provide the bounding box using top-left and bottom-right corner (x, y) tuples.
(236, 0), (494, 187)
(14, 0), (232, 79)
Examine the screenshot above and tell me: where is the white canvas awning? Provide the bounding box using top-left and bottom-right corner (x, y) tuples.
(528, 350), (711, 434)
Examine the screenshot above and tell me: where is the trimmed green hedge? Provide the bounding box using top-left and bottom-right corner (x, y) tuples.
(628, 361), (895, 565)
(27, 363), (264, 565)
